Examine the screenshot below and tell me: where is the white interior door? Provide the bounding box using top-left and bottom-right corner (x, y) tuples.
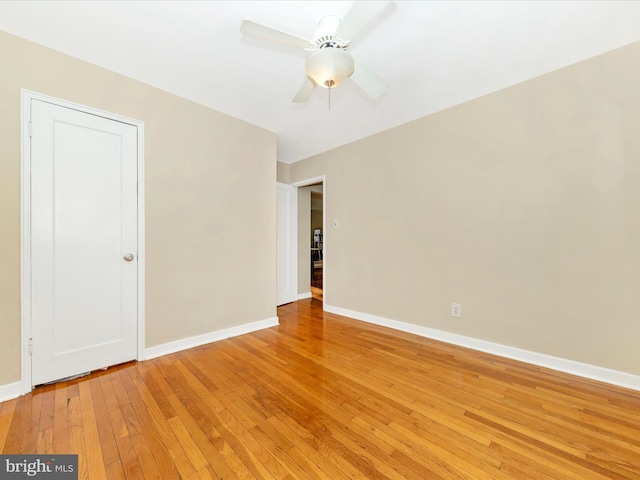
(29, 99), (138, 386)
(277, 183), (297, 306)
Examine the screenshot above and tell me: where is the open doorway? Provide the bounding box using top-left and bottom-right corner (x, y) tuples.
(310, 189), (323, 301)
(293, 177), (325, 306)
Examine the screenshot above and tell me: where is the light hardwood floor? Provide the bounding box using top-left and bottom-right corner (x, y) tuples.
(310, 286), (323, 302)
(1, 298), (640, 479)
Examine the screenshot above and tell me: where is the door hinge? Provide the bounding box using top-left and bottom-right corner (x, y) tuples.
(28, 121), (33, 137)
(29, 337), (33, 355)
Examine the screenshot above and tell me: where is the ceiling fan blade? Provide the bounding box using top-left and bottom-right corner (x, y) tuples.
(240, 20), (310, 50)
(336, 1), (391, 42)
(292, 78), (316, 103)
(351, 62), (387, 99)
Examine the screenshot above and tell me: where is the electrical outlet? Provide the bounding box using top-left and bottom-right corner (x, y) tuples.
(451, 303), (462, 318)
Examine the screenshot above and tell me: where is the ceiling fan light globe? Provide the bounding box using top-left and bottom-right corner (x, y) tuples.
(305, 48), (354, 89)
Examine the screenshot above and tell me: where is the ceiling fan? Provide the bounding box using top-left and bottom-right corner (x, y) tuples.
(240, 1), (391, 103)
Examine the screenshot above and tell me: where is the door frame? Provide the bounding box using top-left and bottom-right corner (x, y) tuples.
(20, 90), (146, 394)
(292, 175), (326, 310)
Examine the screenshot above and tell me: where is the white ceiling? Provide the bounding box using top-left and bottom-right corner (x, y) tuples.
(2, 1), (640, 164)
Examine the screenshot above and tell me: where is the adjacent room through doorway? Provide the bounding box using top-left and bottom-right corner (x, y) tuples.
(295, 180), (324, 304)
(310, 189), (323, 300)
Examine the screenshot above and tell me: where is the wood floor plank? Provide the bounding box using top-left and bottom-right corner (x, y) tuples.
(19, 388), (42, 453)
(78, 381), (107, 480)
(185, 354), (314, 479)
(464, 409), (631, 479)
(125, 404), (177, 480)
(89, 378), (120, 470)
(52, 384), (70, 454)
(121, 369), (187, 480)
(67, 395), (89, 479)
(0, 398), (17, 451)
(104, 458), (127, 480)
(144, 363), (238, 480)
(2, 395), (31, 453)
(2, 298), (640, 479)
(99, 372), (129, 442)
(115, 431), (145, 479)
(167, 416), (210, 472)
(159, 358), (279, 480)
(36, 389), (55, 449)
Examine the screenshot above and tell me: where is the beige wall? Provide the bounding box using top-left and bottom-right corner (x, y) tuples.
(289, 41), (640, 376)
(0, 31), (277, 386)
(276, 161), (290, 184)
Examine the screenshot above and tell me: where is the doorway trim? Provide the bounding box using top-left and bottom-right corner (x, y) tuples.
(292, 175), (326, 310)
(20, 90), (146, 394)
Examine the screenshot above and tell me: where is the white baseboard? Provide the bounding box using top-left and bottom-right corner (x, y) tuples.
(297, 292), (312, 300)
(324, 304), (640, 392)
(144, 316), (279, 360)
(0, 381), (22, 403)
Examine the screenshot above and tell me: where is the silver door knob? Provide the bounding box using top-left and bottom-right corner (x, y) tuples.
(123, 253), (135, 262)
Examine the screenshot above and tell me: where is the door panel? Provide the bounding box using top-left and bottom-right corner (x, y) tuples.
(276, 183), (297, 306)
(30, 99), (138, 385)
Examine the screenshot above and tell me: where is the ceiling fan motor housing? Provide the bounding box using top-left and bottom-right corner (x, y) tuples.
(311, 15), (344, 47)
